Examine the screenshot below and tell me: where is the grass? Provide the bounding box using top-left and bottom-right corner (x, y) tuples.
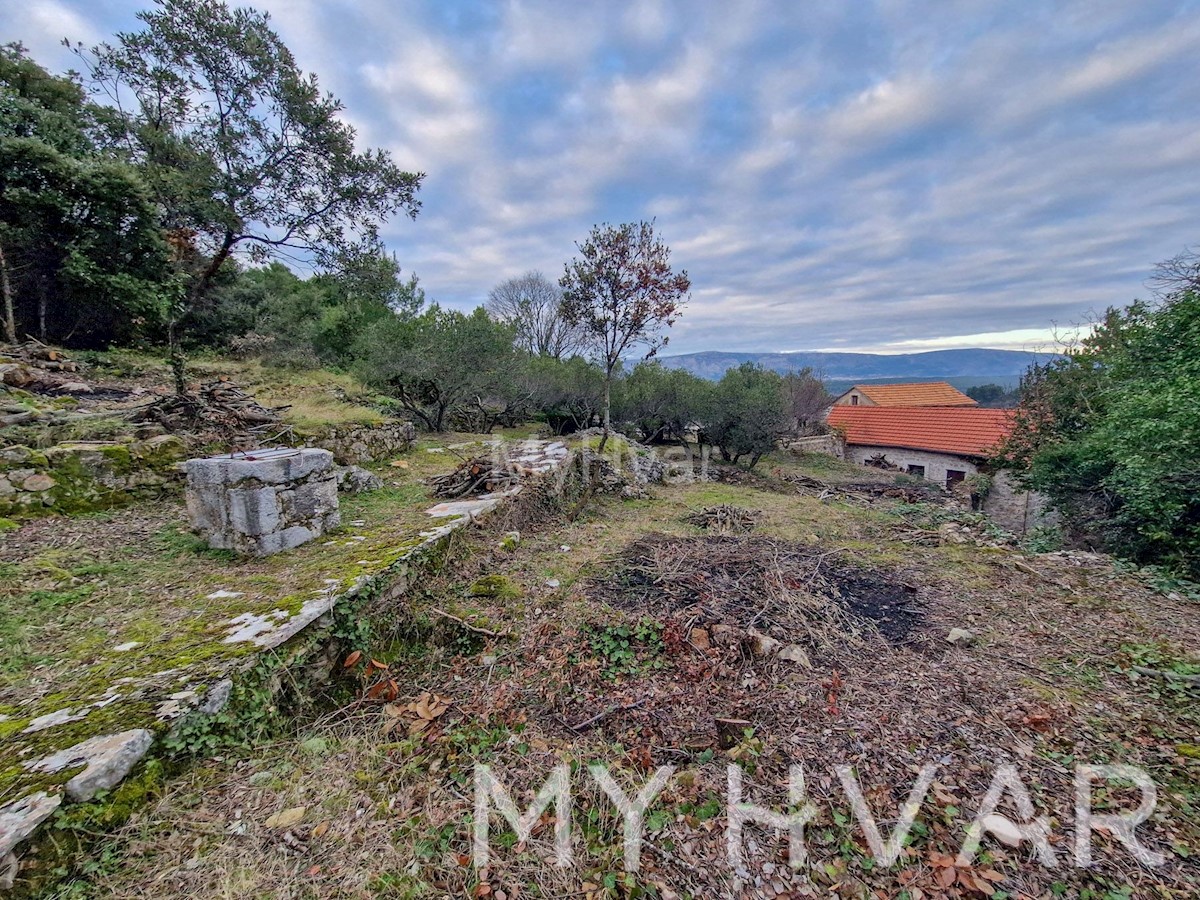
(44, 461), (1200, 898)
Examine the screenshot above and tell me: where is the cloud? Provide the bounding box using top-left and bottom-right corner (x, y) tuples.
(2, 0), (1197, 353)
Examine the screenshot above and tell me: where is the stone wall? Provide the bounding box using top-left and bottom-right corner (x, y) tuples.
(294, 421), (416, 465)
(0, 436), (187, 518)
(784, 433), (846, 458)
(844, 444), (1055, 536)
(982, 471), (1058, 536)
(845, 445), (980, 486)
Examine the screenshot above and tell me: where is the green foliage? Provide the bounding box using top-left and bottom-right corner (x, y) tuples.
(524, 354), (607, 434)
(615, 361), (712, 444)
(585, 618), (665, 679)
(355, 304), (521, 432)
(0, 45), (169, 347)
(999, 288), (1200, 578)
(703, 362), (789, 468)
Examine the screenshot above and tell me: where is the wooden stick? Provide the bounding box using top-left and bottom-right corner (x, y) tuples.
(429, 607), (506, 638)
(569, 698), (646, 732)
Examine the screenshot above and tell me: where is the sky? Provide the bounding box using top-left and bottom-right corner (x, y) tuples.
(5, 1), (1200, 355)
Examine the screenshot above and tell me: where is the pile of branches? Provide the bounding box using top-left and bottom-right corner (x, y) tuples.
(779, 470), (947, 505)
(592, 535), (921, 647)
(428, 455), (521, 499)
(130, 378), (290, 445)
(684, 504), (762, 534)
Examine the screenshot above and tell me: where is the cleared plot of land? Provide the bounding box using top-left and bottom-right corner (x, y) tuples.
(51, 455), (1200, 899)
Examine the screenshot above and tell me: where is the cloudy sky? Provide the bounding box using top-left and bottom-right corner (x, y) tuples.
(5, 1), (1200, 354)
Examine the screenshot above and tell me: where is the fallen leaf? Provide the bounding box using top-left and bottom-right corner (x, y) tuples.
(265, 806), (307, 829)
(342, 650), (362, 669)
(390, 459), (410, 468)
(312, 821), (330, 838)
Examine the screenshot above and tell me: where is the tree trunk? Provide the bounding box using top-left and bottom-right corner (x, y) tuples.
(599, 372), (612, 452)
(0, 243), (15, 344)
(170, 233), (236, 396)
(37, 279), (47, 341)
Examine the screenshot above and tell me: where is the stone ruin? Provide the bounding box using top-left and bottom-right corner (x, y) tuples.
(185, 447), (339, 556)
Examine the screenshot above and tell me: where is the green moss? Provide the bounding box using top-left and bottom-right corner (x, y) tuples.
(467, 574), (522, 600)
(0, 517), (18, 533)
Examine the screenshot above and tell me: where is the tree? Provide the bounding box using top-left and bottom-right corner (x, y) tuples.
(524, 355), (606, 434)
(704, 363), (789, 469)
(486, 270), (584, 359)
(782, 367), (831, 432)
(997, 286), (1200, 579)
(0, 43), (169, 347)
(77, 0), (423, 390)
(616, 362), (711, 445)
(355, 305), (519, 433)
(560, 220), (690, 449)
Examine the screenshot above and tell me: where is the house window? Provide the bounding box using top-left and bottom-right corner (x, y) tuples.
(946, 469), (966, 489)
(907, 465), (925, 479)
(850, 394), (858, 405)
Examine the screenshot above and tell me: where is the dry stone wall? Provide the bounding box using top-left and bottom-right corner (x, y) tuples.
(0, 436), (187, 518)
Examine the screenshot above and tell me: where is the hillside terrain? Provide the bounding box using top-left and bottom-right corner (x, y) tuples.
(660, 349), (1055, 383)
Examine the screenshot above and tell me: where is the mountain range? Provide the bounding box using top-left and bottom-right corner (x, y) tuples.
(658, 348), (1053, 387)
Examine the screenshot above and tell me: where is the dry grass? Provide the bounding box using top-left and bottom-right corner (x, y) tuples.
(41, 467), (1200, 899)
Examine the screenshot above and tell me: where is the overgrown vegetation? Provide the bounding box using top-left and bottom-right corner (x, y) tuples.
(998, 259), (1200, 579)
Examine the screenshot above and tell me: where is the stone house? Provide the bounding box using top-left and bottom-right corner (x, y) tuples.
(825, 405), (1052, 535)
(830, 381), (977, 408)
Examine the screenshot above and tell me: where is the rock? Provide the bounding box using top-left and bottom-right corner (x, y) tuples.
(689, 627), (712, 651)
(499, 530), (521, 551)
(335, 465), (383, 494)
(982, 813), (1023, 847)
(59, 381), (92, 393)
(22, 706), (89, 734)
(778, 645), (812, 668)
(938, 523), (970, 545)
(0, 363), (33, 387)
(265, 806), (307, 829)
(24, 729), (154, 802)
(710, 624), (740, 648)
(0, 791), (62, 861)
(20, 473), (56, 492)
(0, 477), (13, 496)
(746, 627), (782, 657)
(199, 678), (233, 715)
(946, 627), (977, 646)
(545, 578), (560, 589)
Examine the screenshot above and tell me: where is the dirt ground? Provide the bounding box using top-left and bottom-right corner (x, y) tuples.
(41, 456), (1200, 900)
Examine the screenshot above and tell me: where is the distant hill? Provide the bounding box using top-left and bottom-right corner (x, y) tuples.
(658, 348), (1054, 388)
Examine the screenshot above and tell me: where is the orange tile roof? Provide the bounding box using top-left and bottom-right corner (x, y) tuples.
(852, 382), (977, 407)
(827, 406), (1014, 457)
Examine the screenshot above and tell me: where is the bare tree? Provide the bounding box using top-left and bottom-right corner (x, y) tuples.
(560, 220), (690, 449)
(486, 271), (583, 359)
(782, 367), (831, 433)
(1148, 246), (1200, 299)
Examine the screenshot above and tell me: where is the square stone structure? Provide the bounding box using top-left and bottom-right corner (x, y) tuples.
(185, 448), (340, 556)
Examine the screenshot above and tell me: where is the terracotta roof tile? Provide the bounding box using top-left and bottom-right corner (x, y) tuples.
(852, 382), (977, 407)
(827, 406), (1014, 457)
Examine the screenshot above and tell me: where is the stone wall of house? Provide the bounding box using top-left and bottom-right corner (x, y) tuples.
(293, 421), (416, 465)
(0, 436), (187, 517)
(982, 471), (1058, 536)
(844, 445), (979, 486)
(844, 444), (1055, 536)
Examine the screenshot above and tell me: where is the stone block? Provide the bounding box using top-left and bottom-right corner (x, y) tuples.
(185, 448), (338, 556)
